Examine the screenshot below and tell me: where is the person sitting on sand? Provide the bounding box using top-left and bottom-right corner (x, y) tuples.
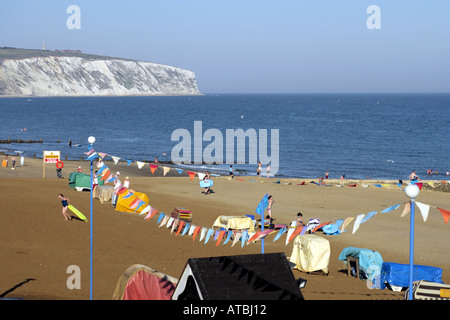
(58, 193), (72, 221)
(295, 212), (306, 227)
(409, 170), (420, 181)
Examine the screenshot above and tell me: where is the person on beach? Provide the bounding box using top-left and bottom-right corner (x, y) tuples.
(11, 156), (16, 170)
(123, 176), (130, 189)
(409, 170), (420, 181)
(112, 172), (121, 207)
(229, 165), (234, 178)
(266, 164), (271, 178)
(295, 212), (306, 227)
(154, 156), (158, 166)
(203, 171), (212, 195)
(325, 172), (329, 179)
(2, 155), (8, 167)
(58, 194), (72, 221)
(266, 195), (274, 221)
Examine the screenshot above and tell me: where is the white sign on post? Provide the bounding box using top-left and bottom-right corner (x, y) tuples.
(43, 151), (60, 178)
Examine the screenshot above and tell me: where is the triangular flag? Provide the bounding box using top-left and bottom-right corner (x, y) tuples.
(159, 215), (169, 228)
(199, 227), (207, 242)
(176, 168), (183, 174)
(140, 205), (151, 215)
(352, 213), (365, 234)
(340, 217), (354, 233)
(98, 152), (108, 159)
(166, 217), (175, 229)
(188, 225), (196, 236)
(156, 212), (165, 225)
(145, 208), (158, 220)
(149, 164), (158, 174)
(247, 231), (262, 244)
(84, 149), (94, 156)
(192, 226), (201, 241)
(416, 202), (430, 222)
(181, 223), (190, 236)
(361, 211), (378, 223)
(197, 173), (206, 180)
(176, 221), (185, 236)
(273, 227), (287, 242)
(133, 201), (145, 212)
(87, 152), (98, 161)
(401, 202), (411, 218)
(204, 228), (214, 244)
(126, 159), (133, 166)
(232, 232), (242, 247)
(216, 230), (226, 246)
(438, 208), (450, 224)
(136, 161), (145, 169)
(380, 204), (400, 213)
(288, 227), (303, 243)
(187, 171), (196, 181)
(223, 231), (233, 245)
(241, 231), (249, 248)
(100, 170), (111, 181)
(111, 156), (120, 164)
(163, 166), (171, 176)
(129, 197), (140, 209)
(285, 228), (295, 245)
(96, 160), (104, 168)
(97, 164), (106, 174)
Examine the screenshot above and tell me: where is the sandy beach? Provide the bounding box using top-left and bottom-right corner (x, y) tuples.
(0, 156), (449, 300)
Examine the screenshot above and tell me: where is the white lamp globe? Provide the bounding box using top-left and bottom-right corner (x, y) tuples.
(88, 136), (96, 144)
(405, 184), (420, 199)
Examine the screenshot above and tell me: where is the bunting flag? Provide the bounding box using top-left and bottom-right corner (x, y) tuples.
(438, 208), (450, 224)
(232, 232), (242, 247)
(223, 230), (233, 245)
(340, 217), (354, 232)
(199, 227), (207, 242)
(98, 152), (108, 159)
(285, 228), (295, 245)
(126, 159), (133, 166)
(247, 231), (262, 244)
(416, 202), (430, 222)
(273, 227), (287, 242)
(216, 230), (226, 246)
(136, 161), (145, 169)
(87, 152), (98, 161)
(176, 168), (183, 174)
(159, 215), (169, 228)
(171, 219), (179, 234)
(188, 225), (196, 236)
(176, 221), (185, 236)
(144, 207), (158, 220)
(182, 223), (190, 236)
(111, 156), (120, 164)
(204, 229), (214, 244)
(352, 213), (365, 234)
(197, 173), (206, 180)
(163, 166), (171, 176)
(241, 231), (248, 248)
(361, 211), (378, 224)
(192, 226), (201, 241)
(187, 171), (196, 181)
(156, 212), (165, 225)
(401, 202), (411, 218)
(166, 217), (174, 229)
(84, 149), (95, 156)
(149, 164), (158, 174)
(97, 164), (106, 174)
(380, 204), (400, 213)
(100, 170), (111, 181)
(140, 205), (151, 215)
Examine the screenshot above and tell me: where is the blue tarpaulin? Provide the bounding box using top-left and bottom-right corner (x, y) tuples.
(379, 262), (443, 289)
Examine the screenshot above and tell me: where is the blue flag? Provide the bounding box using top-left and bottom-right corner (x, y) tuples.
(255, 194), (269, 216)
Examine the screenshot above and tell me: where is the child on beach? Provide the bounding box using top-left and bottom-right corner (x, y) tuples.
(58, 193), (72, 221)
(229, 165), (234, 178)
(266, 195), (274, 221)
(295, 212), (306, 227)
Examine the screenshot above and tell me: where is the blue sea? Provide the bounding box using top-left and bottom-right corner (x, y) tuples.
(0, 93), (449, 180)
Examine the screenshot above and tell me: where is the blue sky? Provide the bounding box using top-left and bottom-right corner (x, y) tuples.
(1, 1), (449, 93)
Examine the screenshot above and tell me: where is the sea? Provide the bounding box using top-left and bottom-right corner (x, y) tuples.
(0, 93), (449, 180)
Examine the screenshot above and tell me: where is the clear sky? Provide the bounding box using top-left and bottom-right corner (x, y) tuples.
(1, 1), (449, 93)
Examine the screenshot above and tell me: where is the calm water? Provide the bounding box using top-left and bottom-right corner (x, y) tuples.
(0, 93), (449, 180)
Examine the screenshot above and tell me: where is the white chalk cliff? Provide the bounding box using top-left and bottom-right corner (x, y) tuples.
(0, 51), (201, 96)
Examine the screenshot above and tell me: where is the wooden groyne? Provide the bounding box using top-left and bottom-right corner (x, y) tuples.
(0, 137), (43, 143)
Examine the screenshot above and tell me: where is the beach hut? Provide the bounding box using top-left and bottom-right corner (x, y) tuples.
(171, 253), (304, 300)
(112, 264), (178, 300)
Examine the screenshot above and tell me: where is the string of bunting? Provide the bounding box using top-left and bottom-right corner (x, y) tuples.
(84, 149), (450, 248)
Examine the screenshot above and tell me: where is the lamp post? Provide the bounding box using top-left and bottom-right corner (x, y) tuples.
(405, 183), (420, 300)
(88, 136), (95, 300)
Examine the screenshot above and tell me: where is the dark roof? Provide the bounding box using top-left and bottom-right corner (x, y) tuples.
(175, 252), (303, 300)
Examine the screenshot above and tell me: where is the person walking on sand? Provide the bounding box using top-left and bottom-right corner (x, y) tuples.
(58, 193), (72, 221)
(266, 164), (271, 178)
(266, 195), (274, 221)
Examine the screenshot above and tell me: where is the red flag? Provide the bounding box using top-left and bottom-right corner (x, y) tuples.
(216, 230), (226, 246)
(187, 171), (196, 181)
(415, 182), (423, 190)
(438, 208), (450, 224)
(288, 227), (303, 242)
(149, 164), (158, 174)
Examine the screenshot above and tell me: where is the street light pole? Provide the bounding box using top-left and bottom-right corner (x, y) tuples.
(405, 183), (420, 300)
(88, 136), (96, 300)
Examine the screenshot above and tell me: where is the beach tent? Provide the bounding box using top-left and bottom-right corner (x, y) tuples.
(379, 262), (443, 291)
(112, 264), (178, 300)
(290, 235), (330, 274)
(171, 253), (304, 300)
(338, 247), (383, 280)
(68, 172), (103, 190)
(115, 191), (149, 214)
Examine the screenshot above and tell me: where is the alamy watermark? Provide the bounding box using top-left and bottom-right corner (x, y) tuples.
(366, 5), (381, 30)
(66, 5), (81, 30)
(171, 121), (280, 175)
